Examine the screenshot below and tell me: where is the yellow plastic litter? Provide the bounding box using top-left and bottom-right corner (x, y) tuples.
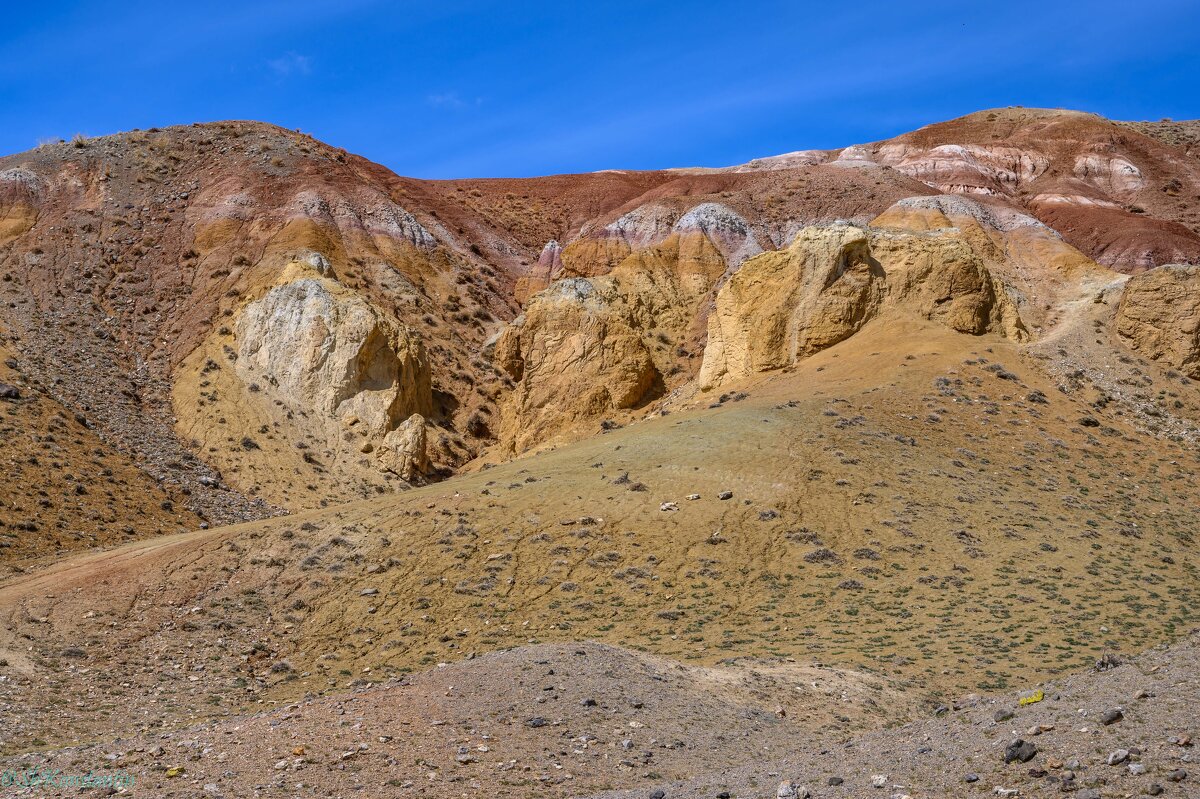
(165, 766), (184, 778)
(1018, 690), (1045, 706)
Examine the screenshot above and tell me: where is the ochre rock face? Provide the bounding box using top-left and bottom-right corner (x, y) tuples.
(172, 256), (438, 503)
(2, 110), (1198, 524)
(699, 225), (883, 389)
(871, 232), (1024, 338)
(870, 194), (1113, 337)
(1116, 265), (1200, 377)
(234, 266), (433, 475)
(699, 224), (1027, 390)
(494, 279), (661, 454)
(492, 202), (767, 453)
(0, 168), (42, 246)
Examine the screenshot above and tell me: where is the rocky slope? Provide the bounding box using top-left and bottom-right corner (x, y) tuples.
(2, 106), (1200, 798)
(8, 631), (1195, 799)
(0, 334), (197, 561)
(2, 307), (1199, 747)
(0, 121), (936, 533)
(3, 109), (1195, 535)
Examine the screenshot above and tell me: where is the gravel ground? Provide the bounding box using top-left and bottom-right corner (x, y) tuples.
(0, 641), (914, 798)
(587, 632), (1199, 799)
(0, 633), (1194, 798)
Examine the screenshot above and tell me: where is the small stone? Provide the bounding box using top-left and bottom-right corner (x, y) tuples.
(1168, 769), (1188, 782)
(1107, 749), (1129, 765)
(964, 773), (979, 783)
(525, 717), (548, 728)
(827, 777), (844, 786)
(871, 774), (888, 788)
(1128, 763), (1146, 775)
(1004, 739), (1038, 764)
(994, 708), (1015, 722)
(650, 791), (666, 799)
(1099, 708), (1123, 725)
(1077, 791), (1101, 799)
(717, 491), (733, 500)
(1148, 784), (1164, 795)
(659, 502), (679, 512)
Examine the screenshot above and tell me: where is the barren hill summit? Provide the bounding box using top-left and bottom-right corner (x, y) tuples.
(736, 107), (1200, 270)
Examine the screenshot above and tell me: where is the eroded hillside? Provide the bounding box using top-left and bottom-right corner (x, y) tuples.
(3, 302), (1199, 752)
(737, 107), (1200, 270)
(0, 121), (937, 541)
(2, 108), (1200, 798)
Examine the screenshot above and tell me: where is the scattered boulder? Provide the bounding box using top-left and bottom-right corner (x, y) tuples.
(377, 414), (431, 482)
(1004, 739), (1038, 764)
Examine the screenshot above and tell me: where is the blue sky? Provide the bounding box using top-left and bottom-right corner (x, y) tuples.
(2, 1), (1198, 178)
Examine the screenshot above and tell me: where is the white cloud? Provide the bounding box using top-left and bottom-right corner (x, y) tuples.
(426, 92), (482, 110)
(267, 52), (312, 77)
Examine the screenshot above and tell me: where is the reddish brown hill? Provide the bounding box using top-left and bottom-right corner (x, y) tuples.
(0, 121), (926, 544)
(739, 108), (1200, 271)
(1, 108), (1198, 553)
